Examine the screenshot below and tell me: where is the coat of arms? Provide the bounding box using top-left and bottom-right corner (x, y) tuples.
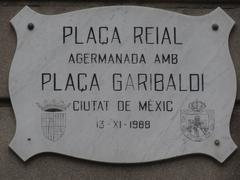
(37, 100), (70, 142)
(180, 100), (215, 142)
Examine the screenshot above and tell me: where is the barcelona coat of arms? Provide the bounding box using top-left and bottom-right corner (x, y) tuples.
(37, 100), (70, 142)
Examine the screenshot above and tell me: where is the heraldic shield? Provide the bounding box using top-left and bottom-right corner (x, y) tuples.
(37, 100), (70, 142)
(181, 100), (215, 142)
(9, 6), (237, 163)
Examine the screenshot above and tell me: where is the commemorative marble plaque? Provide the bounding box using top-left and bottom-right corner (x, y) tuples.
(9, 6), (237, 163)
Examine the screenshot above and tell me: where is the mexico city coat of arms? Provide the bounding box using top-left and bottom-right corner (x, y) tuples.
(180, 100), (214, 142)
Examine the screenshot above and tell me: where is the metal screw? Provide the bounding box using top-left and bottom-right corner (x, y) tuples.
(214, 139), (220, 146)
(28, 23), (34, 31)
(212, 24), (219, 31)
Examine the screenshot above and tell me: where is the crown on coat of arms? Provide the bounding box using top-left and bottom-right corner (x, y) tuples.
(36, 99), (70, 111)
(188, 100), (206, 112)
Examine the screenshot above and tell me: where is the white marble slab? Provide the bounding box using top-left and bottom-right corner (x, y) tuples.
(9, 6), (237, 163)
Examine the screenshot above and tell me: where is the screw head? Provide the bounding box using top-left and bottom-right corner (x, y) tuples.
(212, 24), (219, 31)
(214, 139), (220, 146)
(28, 23), (34, 31)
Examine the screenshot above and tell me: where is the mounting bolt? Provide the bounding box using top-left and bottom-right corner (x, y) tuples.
(214, 139), (220, 146)
(212, 24), (219, 31)
(28, 23), (34, 31)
